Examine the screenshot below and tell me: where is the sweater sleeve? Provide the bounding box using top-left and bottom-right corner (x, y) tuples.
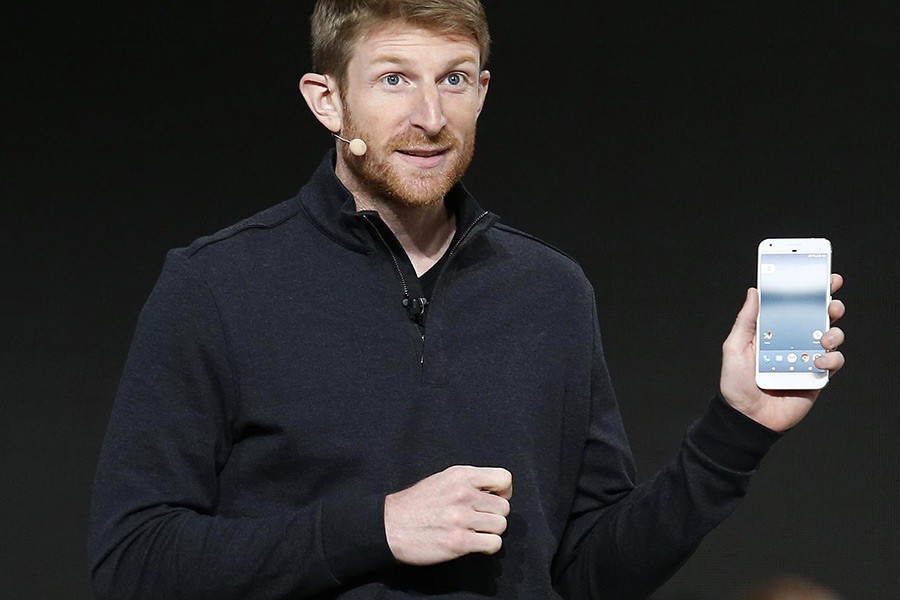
(88, 251), (396, 600)
(553, 301), (780, 599)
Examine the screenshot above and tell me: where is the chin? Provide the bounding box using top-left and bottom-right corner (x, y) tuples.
(345, 138), (475, 208)
(369, 159), (465, 208)
(385, 179), (455, 208)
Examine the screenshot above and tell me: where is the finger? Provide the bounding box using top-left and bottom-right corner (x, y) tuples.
(723, 288), (758, 353)
(467, 467), (513, 500)
(465, 531), (503, 556)
(828, 298), (845, 322)
(486, 481), (513, 501)
(815, 350), (844, 374)
(820, 326), (844, 351)
(830, 273), (844, 295)
(472, 491), (510, 517)
(468, 511), (508, 535)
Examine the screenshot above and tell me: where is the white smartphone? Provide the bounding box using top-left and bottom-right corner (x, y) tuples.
(756, 238), (832, 390)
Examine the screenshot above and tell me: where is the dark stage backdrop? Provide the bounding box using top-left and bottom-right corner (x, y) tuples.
(4, 2), (898, 599)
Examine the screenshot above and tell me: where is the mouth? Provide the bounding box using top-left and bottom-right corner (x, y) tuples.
(395, 147), (450, 168)
(397, 147), (448, 158)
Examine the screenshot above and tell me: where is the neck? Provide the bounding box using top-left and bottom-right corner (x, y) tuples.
(335, 155), (456, 275)
(355, 193), (456, 277)
(335, 159), (456, 275)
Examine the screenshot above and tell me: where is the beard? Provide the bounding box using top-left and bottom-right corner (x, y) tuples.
(339, 107), (476, 208)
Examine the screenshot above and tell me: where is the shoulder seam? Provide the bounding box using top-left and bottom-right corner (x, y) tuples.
(184, 202), (302, 258)
(492, 222), (579, 266)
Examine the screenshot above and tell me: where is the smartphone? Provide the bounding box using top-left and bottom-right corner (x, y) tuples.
(756, 238), (832, 390)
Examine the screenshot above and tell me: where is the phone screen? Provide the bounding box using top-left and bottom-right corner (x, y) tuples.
(758, 252), (830, 374)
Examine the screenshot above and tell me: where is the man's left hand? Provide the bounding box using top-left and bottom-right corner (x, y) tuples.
(719, 273), (846, 432)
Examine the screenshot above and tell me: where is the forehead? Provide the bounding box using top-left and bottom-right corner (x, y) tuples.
(349, 23), (481, 68)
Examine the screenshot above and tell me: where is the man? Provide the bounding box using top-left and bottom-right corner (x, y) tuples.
(88, 1), (846, 598)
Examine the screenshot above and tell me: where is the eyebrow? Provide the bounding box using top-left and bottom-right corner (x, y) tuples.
(369, 54), (480, 70)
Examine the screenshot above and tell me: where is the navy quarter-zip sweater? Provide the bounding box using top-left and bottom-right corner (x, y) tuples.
(89, 152), (780, 599)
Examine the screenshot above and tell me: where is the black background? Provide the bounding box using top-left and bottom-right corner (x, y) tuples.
(3, 1), (898, 598)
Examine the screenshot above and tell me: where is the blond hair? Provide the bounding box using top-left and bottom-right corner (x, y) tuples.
(310, 0), (490, 88)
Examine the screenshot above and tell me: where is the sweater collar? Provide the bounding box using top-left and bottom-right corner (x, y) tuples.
(295, 150), (497, 254)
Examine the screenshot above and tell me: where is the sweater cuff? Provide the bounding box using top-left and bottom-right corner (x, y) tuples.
(321, 493), (396, 583)
(688, 395), (782, 473)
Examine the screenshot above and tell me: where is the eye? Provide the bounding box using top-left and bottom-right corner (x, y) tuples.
(445, 72), (465, 86)
(382, 73), (402, 86)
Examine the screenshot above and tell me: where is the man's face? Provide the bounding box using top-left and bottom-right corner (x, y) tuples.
(335, 24), (490, 208)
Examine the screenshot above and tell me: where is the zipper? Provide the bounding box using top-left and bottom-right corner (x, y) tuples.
(447, 211), (489, 262)
(364, 210), (490, 366)
(417, 211), (490, 366)
(363, 216), (426, 346)
(364, 215), (412, 300)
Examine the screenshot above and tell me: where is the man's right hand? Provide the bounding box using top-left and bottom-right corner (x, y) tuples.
(383, 465), (513, 566)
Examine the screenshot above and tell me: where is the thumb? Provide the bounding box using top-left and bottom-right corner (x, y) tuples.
(724, 288), (758, 351)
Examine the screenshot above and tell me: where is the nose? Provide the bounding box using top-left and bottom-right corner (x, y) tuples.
(409, 84), (447, 136)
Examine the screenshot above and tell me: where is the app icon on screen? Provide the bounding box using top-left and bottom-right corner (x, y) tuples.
(812, 330), (823, 340)
(800, 353), (810, 363)
(763, 331), (773, 340)
(787, 353), (798, 363)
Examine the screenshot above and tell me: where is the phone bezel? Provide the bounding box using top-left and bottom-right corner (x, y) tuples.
(755, 238), (832, 391)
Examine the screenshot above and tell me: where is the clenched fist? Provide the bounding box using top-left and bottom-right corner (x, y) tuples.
(384, 465), (513, 565)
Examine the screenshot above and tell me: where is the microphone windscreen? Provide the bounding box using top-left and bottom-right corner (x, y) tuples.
(349, 138), (367, 156)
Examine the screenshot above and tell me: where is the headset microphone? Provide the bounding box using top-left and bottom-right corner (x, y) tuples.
(333, 134), (367, 157)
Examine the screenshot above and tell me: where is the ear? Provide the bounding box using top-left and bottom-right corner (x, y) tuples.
(299, 73), (343, 133)
(475, 69), (491, 117)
